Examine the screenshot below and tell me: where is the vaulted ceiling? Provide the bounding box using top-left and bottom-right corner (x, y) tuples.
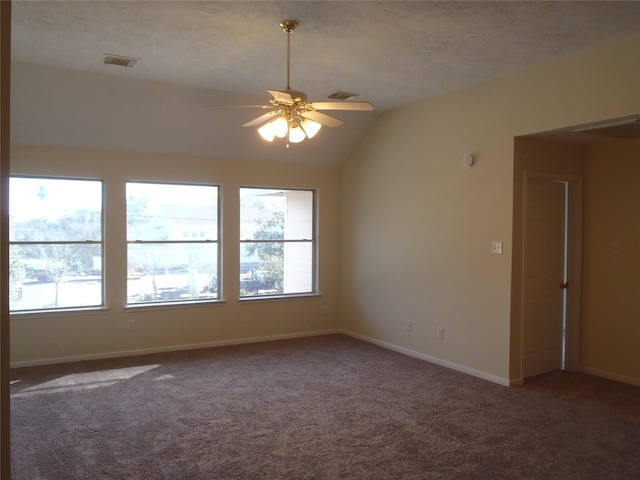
(10, 1), (640, 166)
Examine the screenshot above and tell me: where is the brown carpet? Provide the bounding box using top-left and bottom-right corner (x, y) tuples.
(10, 334), (640, 479)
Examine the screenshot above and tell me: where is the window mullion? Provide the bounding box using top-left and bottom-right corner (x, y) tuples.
(240, 239), (312, 243)
(12, 240), (102, 246)
(127, 240), (217, 244)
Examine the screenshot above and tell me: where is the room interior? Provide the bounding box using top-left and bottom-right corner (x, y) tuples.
(1, 1), (640, 476)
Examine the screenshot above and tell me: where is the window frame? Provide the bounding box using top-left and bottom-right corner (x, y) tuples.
(9, 175), (105, 314)
(239, 186), (317, 299)
(125, 180), (221, 307)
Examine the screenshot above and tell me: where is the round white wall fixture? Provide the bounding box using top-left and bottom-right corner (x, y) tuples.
(463, 154), (475, 168)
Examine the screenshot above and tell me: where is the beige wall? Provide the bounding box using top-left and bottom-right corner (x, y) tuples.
(341, 37), (640, 385)
(582, 140), (640, 384)
(10, 146), (342, 365)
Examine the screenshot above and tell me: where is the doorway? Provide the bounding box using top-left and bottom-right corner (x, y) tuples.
(521, 171), (583, 379)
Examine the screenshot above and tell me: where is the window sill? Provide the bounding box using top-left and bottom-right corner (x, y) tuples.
(10, 306), (109, 319)
(239, 293), (322, 304)
(123, 298), (227, 312)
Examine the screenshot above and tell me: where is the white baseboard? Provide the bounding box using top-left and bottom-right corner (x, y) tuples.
(10, 329), (341, 368)
(578, 366), (640, 387)
(340, 329), (510, 387)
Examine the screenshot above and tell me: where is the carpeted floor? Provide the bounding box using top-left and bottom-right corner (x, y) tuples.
(10, 334), (640, 479)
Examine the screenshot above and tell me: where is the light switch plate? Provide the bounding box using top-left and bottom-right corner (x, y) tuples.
(491, 241), (503, 255)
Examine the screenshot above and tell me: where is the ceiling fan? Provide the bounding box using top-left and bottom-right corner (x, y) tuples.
(206, 20), (374, 146)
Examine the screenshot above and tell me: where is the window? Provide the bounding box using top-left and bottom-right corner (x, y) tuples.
(126, 182), (219, 304)
(240, 188), (315, 297)
(9, 177), (103, 312)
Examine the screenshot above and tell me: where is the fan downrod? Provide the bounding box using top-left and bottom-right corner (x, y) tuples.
(280, 20), (298, 33)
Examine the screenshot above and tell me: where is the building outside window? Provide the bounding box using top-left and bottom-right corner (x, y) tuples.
(126, 182), (219, 304)
(240, 187), (315, 297)
(9, 177), (103, 312)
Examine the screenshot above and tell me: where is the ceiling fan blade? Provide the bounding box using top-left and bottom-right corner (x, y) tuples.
(268, 89), (294, 104)
(300, 110), (344, 128)
(243, 110), (281, 127)
(310, 101), (375, 111)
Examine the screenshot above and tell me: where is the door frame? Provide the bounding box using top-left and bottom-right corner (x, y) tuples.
(520, 171), (583, 379)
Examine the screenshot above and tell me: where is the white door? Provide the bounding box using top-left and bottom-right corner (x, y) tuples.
(522, 177), (567, 378)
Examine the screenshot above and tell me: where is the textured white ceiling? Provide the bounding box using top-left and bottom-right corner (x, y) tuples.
(10, 1), (640, 166)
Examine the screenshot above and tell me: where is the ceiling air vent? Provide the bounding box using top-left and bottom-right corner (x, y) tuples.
(328, 91), (359, 101)
(102, 54), (139, 68)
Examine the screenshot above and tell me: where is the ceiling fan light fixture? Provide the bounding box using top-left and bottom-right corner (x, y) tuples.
(258, 123), (275, 142)
(300, 119), (321, 139)
(272, 117), (289, 138)
(289, 124), (306, 143)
